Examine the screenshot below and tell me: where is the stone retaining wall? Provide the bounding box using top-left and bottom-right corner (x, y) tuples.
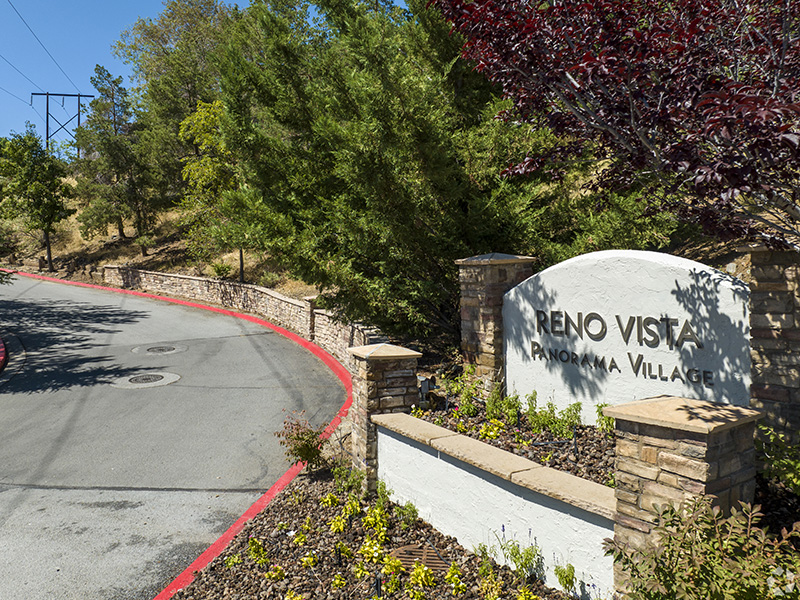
(103, 266), (383, 369)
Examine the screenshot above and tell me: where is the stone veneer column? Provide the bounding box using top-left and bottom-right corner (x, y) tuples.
(348, 343), (421, 493)
(455, 253), (537, 393)
(303, 296), (317, 341)
(604, 396), (761, 574)
(749, 247), (800, 441)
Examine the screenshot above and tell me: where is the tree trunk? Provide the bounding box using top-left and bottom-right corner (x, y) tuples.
(239, 248), (244, 283)
(116, 218), (126, 239)
(44, 230), (54, 272)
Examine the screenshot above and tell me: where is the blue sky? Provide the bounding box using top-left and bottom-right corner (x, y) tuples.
(0, 0), (169, 144)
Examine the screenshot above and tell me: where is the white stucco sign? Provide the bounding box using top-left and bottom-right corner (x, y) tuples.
(503, 250), (750, 420)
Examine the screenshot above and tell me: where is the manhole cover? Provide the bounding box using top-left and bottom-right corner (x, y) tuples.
(129, 374), (165, 384)
(146, 346), (176, 354)
(389, 544), (449, 573)
(111, 372), (181, 389)
(131, 343), (187, 356)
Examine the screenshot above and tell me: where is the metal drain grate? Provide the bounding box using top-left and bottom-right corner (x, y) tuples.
(146, 346), (176, 354)
(128, 374), (165, 384)
(389, 544), (449, 573)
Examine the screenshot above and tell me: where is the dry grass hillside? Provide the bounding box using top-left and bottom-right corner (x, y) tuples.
(0, 208), (317, 299)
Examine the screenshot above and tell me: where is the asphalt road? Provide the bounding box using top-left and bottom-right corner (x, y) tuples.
(0, 274), (347, 600)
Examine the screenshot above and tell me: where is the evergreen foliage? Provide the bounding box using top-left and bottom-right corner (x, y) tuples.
(216, 0), (673, 339)
(73, 66), (155, 240)
(113, 0), (234, 209)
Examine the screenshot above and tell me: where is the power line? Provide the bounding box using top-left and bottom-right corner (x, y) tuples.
(0, 85), (47, 128)
(0, 51), (71, 118)
(5, 0), (81, 94)
(0, 51), (44, 92)
(0, 84), (29, 105)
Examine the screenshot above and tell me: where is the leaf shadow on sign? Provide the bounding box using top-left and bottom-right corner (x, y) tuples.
(0, 297), (150, 394)
(669, 267), (751, 407)
(503, 281), (611, 402)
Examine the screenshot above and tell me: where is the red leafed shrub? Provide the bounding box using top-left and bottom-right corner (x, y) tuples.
(275, 411), (328, 470)
(431, 0), (800, 248)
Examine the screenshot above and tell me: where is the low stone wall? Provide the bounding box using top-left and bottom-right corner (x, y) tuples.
(373, 412), (616, 598)
(103, 266), (383, 369)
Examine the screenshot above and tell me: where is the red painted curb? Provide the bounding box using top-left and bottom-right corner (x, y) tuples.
(0, 335), (7, 375)
(2, 269), (354, 599)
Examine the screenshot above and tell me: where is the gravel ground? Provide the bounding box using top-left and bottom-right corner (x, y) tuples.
(171, 473), (571, 600)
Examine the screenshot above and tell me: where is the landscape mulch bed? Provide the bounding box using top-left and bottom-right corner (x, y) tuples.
(172, 473), (571, 600)
(414, 406), (616, 487)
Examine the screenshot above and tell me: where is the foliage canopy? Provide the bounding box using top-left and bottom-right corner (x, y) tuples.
(433, 0), (800, 248)
(216, 0), (674, 339)
(0, 127), (74, 271)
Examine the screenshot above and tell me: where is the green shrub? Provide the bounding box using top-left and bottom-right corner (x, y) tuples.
(486, 387), (522, 426)
(756, 425), (800, 495)
(332, 461), (365, 496)
(495, 536), (544, 585)
(553, 562), (576, 595)
(211, 261), (233, 278)
(604, 497), (800, 600)
(595, 402), (614, 435)
(375, 480), (392, 510)
(394, 501), (418, 530)
(524, 392), (538, 426)
(258, 271), (282, 288)
(527, 399), (582, 439)
(441, 366), (482, 418)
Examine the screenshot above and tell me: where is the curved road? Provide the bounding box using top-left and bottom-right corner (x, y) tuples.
(0, 274), (347, 600)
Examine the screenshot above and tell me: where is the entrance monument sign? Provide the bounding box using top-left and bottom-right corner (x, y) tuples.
(503, 250), (750, 420)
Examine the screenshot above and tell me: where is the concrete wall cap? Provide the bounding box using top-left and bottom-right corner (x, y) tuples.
(455, 253), (537, 266)
(372, 413), (459, 445)
(603, 395), (763, 434)
(511, 467), (616, 521)
(348, 343), (422, 360)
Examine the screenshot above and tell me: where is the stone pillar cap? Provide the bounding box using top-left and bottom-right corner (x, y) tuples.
(455, 253), (537, 266)
(348, 343), (422, 360)
(603, 395), (763, 434)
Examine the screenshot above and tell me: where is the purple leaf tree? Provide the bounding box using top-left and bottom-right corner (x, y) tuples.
(432, 0), (800, 247)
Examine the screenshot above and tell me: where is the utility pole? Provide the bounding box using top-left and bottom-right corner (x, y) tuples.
(31, 92), (94, 153)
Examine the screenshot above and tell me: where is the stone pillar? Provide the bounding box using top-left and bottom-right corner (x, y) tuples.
(604, 396), (762, 579)
(748, 247), (800, 441)
(348, 343), (421, 493)
(455, 253), (536, 393)
(303, 296), (317, 341)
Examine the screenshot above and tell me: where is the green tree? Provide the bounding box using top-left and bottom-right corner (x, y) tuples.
(114, 0), (234, 207)
(0, 126), (75, 271)
(179, 99), (250, 279)
(218, 0), (673, 341)
(74, 66), (155, 242)
(218, 0), (515, 339)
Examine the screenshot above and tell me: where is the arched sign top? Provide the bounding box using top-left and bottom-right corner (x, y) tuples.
(503, 250), (750, 422)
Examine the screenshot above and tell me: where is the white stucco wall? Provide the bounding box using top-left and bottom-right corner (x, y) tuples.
(377, 427), (615, 598)
(504, 250), (750, 422)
